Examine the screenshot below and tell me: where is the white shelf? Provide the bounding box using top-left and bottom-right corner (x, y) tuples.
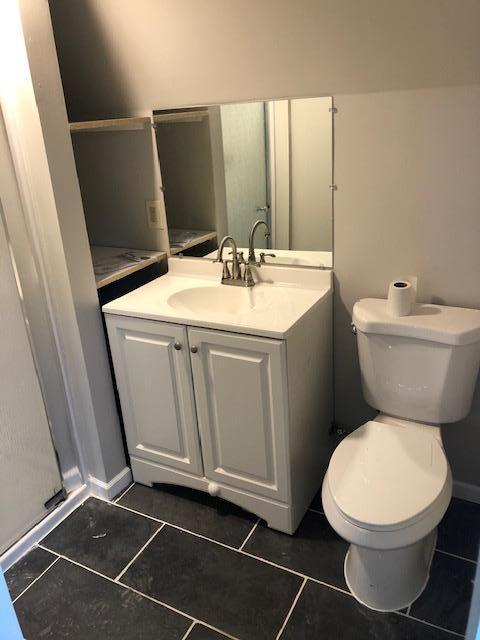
(91, 245), (167, 289)
(169, 230), (217, 255)
(153, 110), (209, 125)
(70, 117), (151, 133)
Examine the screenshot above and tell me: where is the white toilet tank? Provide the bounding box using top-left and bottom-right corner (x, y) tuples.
(352, 299), (480, 423)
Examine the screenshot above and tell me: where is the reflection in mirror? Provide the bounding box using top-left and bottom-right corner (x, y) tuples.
(153, 97), (333, 268)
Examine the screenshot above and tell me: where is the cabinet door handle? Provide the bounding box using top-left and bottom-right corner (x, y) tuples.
(190, 346), (198, 354)
(174, 342), (182, 350)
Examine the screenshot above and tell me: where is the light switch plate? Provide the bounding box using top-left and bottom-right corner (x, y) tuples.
(146, 199), (165, 229)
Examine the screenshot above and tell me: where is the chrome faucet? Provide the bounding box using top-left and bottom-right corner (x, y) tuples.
(215, 236), (255, 287)
(215, 235), (241, 281)
(248, 220), (271, 264)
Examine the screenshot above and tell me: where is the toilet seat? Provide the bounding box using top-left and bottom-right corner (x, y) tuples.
(325, 419), (451, 533)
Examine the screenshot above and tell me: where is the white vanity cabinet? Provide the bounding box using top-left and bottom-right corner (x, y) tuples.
(187, 327), (289, 503)
(105, 316), (203, 475)
(105, 286), (332, 534)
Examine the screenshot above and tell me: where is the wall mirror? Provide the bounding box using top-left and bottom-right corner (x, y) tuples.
(153, 97), (333, 268)
(71, 96), (334, 286)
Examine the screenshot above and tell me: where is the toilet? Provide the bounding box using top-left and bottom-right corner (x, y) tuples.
(322, 297), (480, 612)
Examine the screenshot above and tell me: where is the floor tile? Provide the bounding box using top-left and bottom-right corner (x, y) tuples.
(5, 546), (57, 600)
(410, 551), (475, 635)
(437, 497), (480, 560)
(186, 624), (231, 639)
(41, 497), (159, 578)
(122, 524), (302, 640)
(281, 580), (455, 639)
(119, 483), (257, 548)
(309, 489), (323, 512)
(111, 482), (134, 502)
(14, 558), (190, 640)
(244, 510), (348, 589)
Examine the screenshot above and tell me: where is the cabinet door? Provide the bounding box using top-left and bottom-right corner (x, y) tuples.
(106, 315), (203, 475)
(188, 327), (289, 501)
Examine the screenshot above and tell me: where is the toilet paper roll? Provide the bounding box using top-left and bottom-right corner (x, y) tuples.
(387, 280), (414, 317)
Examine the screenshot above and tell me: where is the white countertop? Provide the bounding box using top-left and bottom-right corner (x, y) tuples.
(103, 257), (332, 339)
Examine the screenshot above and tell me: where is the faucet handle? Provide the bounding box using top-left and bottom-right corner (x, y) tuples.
(221, 261), (231, 279)
(259, 252), (277, 264)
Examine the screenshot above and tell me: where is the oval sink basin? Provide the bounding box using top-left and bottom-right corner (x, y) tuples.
(167, 286), (259, 316)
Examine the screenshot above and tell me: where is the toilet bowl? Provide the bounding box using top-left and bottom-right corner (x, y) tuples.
(322, 415), (452, 611)
(323, 298), (480, 612)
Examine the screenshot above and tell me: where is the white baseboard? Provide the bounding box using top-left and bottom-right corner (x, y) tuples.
(0, 484), (90, 572)
(453, 480), (480, 504)
(88, 466), (132, 501)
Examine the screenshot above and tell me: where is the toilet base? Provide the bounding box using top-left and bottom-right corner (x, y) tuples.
(344, 528), (437, 612)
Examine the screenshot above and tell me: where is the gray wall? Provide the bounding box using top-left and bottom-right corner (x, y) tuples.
(47, 1), (480, 490)
(48, 0), (480, 120)
(155, 119), (216, 233)
(334, 86), (480, 489)
(73, 127), (168, 251)
(290, 97), (333, 252)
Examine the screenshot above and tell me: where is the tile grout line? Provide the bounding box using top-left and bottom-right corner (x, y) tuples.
(405, 603), (412, 616)
(275, 577), (307, 640)
(238, 518), (260, 551)
(308, 507), (324, 516)
(180, 621), (196, 640)
(114, 524), (165, 582)
(114, 482), (136, 504)
(103, 498), (165, 524)
(435, 548), (477, 564)
(35, 543), (241, 640)
(396, 609), (465, 638)
(11, 556), (60, 604)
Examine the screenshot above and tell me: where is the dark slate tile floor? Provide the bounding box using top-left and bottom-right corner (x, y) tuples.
(41, 497), (159, 578)
(186, 624), (230, 639)
(281, 581), (456, 640)
(118, 482), (257, 548)
(14, 558), (190, 640)
(122, 525), (302, 640)
(8, 483), (479, 639)
(437, 497), (480, 561)
(243, 510), (349, 589)
(409, 551), (476, 635)
(5, 546), (57, 600)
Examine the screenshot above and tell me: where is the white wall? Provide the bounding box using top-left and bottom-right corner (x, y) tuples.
(48, 0), (480, 119)
(334, 86), (480, 489)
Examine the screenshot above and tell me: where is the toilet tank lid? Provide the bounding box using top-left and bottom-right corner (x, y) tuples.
(353, 298), (480, 346)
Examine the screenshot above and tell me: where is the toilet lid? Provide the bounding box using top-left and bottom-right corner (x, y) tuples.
(327, 420), (450, 531)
